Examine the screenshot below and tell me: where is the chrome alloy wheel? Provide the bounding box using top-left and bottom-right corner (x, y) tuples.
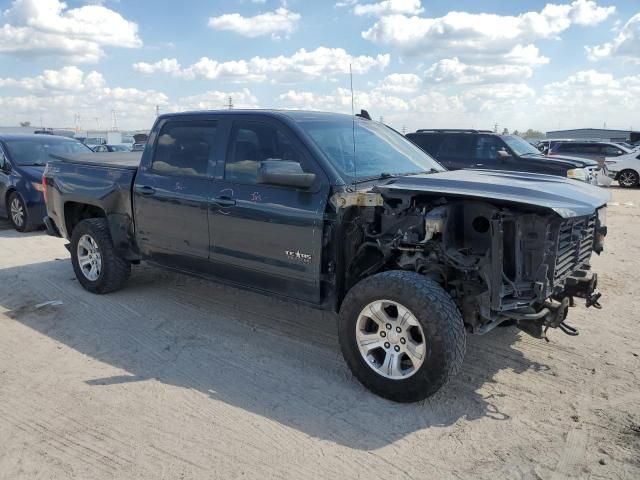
(355, 300), (426, 380)
(10, 197), (24, 228)
(77, 234), (102, 281)
(619, 170), (638, 187)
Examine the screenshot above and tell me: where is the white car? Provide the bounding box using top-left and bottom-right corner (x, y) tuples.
(605, 150), (640, 187)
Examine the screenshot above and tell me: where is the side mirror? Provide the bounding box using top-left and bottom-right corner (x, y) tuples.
(497, 148), (511, 159)
(258, 160), (316, 188)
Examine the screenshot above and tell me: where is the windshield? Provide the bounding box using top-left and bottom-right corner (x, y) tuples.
(299, 119), (444, 181)
(501, 135), (542, 156)
(5, 137), (92, 166)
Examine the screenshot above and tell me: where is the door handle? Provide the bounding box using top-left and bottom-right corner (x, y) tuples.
(134, 185), (156, 196)
(211, 196), (236, 207)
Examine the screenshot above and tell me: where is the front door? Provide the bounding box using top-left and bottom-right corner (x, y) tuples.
(0, 145), (10, 216)
(133, 119), (220, 269)
(208, 118), (328, 303)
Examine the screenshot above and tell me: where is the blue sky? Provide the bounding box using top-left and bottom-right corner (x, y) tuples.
(0, 0), (639, 132)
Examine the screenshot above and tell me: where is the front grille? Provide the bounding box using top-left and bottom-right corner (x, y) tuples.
(553, 215), (596, 285)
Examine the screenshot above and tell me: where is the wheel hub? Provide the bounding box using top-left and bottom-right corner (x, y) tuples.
(77, 234), (102, 281)
(355, 300), (426, 380)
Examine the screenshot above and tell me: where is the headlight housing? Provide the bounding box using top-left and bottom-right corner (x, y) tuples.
(567, 168), (588, 182)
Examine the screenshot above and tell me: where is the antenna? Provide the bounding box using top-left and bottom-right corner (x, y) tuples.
(350, 63), (357, 186)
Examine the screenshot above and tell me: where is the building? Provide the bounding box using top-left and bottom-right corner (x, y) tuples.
(546, 128), (640, 143)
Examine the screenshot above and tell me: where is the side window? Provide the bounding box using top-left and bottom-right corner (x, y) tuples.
(225, 121), (303, 184)
(437, 134), (474, 160)
(574, 143), (599, 154)
(0, 146), (7, 169)
(151, 121), (217, 177)
(407, 134), (445, 156)
(556, 143), (575, 153)
(601, 145), (623, 156)
(475, 136), (505, 160)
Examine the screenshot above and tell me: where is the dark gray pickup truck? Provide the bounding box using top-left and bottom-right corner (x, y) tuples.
(43, 110), (610, 402)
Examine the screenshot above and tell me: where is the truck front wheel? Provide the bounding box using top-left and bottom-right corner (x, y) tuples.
(338, 271), (466, 402)
(70, 218), (131, 294)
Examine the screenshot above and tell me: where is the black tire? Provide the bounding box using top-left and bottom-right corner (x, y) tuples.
(70, 218), (131, 294)
(618, 169), (639, 188)
(7, 192), (34, 232)
(338, 271), (466, 403)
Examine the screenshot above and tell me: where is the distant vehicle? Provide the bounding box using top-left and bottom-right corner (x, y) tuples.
(548, 141), (631, 165)
(0, 134), (91, 231)
(604, 150), (640, 188)
(406, 130), (600, 184)
(43, 110), (609, 402)
(92, 144), (132, 152)
(83, 137), (107, 148)
(131, 143), (146, 152)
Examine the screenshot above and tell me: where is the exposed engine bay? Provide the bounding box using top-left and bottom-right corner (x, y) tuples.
(333, 190), (607, 339)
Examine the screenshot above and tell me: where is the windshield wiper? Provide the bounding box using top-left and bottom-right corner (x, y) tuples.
(352, 172), (396, 184)
(520, 152), (542, 157)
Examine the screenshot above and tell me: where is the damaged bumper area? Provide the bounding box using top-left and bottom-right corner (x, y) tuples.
(354, 193), (609, 339)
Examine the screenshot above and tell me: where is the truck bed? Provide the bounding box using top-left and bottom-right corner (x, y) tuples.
(49, 152), (141, 170)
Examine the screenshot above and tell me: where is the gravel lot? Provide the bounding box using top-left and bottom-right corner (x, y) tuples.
(0, 187), (639, 480)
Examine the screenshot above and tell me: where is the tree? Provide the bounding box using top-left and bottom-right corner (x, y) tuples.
(521, 129), (545, 139)
(502, 128), (509, 135)
(513, 129), (520, 136)
(19, 121), (31, 127)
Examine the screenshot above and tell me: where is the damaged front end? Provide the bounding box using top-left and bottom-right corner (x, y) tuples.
(335, 189), (607, 340)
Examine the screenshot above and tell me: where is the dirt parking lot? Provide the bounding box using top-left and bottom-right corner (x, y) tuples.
(0, 188), (639, 480)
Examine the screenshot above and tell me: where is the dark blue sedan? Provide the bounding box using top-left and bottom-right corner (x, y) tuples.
(0, 134), (92, 231)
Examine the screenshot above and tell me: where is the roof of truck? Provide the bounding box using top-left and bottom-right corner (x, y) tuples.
(157, 109), (356, 122)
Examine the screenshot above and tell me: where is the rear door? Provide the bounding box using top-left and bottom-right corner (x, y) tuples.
(208, 116), (328, 303)
(133, 118), (222, 269)
(435, 134), (475, 170)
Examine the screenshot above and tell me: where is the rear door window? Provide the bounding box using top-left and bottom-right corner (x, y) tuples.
(437, 134), (474, 160)
(151, 121), (218, 177)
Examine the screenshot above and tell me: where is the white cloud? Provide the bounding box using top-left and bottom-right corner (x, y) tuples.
(133, 47), (391, 83)
(0, 0), (142, 63)
(0, 66), (105, 91)
(377, 73), (422, 93)
(353, 0), (424, 17)
(586, 13), (640, 62)
(133, 58), (182, 75)
(536, 70), (640, 128)
(175, 89), (259, 111)
(208, 7), (300, 39)
(425, 57), (542, 84)
(361, 1), (615, 62)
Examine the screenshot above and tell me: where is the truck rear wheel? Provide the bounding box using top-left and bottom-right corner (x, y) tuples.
(70, 218), (130, 294)
(338, 271), (466, 402)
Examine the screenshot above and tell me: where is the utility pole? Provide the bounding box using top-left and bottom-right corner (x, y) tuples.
(402, 125), (407, 135)
(156, 105), (160, 117)
(111, 110), (119, 131)
(74, 113), (81, 133)
(493, 123), (498, 133)
(225, 96), (234, 109)
(94, 117), (101, 130)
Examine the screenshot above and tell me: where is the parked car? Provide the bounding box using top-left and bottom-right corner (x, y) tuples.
(92, 144), (132, 152)
(131, 143), (146, 152)
(604, 150), (640, 188)
(548, 141), (631, 165)
(0, 134), (92, 231)
(43, 110), (609, 402)
(406, 130), (600, 184)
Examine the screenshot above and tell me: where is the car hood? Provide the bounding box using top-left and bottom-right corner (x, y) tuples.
(17, 165), (46, 181)
(544, 154), (598, 167)
(375, 169), (610, 218)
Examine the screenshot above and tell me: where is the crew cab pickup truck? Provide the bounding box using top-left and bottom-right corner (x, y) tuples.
(43, 110), (610, 402)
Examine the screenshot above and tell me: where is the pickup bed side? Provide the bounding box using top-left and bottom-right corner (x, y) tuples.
(45, 154), (140, 259)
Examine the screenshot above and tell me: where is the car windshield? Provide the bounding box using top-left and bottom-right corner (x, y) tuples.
(299, 119), (444, 181)
(501, 135), (542, 156)
(5, 137), (91, 166)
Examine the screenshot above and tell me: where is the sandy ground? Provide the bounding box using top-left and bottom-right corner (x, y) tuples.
(0, 188), (639, 480)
